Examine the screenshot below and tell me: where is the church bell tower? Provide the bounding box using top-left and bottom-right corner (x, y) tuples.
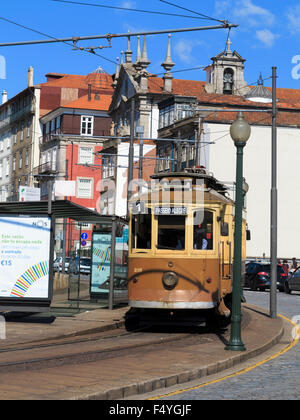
(205, 39), (249, 96)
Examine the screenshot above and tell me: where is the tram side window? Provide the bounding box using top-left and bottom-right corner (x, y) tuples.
(157, 216), (186, 250)
(131, 213), (152, 249)
(193, 211), (213, 250)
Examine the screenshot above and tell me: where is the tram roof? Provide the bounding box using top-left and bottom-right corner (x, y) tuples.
(151, 170), (228, 194)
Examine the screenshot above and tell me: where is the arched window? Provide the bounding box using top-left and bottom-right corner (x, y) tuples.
(223, 68), (234, 95)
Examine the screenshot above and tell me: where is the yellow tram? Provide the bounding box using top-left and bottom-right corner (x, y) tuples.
(126, 168), (248, 328)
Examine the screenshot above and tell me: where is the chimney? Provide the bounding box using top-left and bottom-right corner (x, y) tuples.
(28, 66), (34, 87)
(2, 90), (7, 104)
(88, 84), (92, 101)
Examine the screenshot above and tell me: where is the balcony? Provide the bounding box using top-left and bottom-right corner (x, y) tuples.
(0, 103), (35, 132)
(39, 130), (111, 146)
(36, 161), (58, 175)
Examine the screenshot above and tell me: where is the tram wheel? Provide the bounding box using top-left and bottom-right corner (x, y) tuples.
(124, 308), (140, 331)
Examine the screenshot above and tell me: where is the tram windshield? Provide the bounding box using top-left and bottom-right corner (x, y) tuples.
(131, 213), (152, 249)
(157, 215), (186, 250)
(193, 210), (214, 250)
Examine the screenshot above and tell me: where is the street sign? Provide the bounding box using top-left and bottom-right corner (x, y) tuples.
(19, 186), (41, 202)
(81, 232), (88, 240)
(81, 240), (87, 247)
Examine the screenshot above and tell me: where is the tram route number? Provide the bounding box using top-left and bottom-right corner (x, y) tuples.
(154, 206), (187, 216)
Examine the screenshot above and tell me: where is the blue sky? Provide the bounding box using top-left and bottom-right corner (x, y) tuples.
(1, 0), (300, 98)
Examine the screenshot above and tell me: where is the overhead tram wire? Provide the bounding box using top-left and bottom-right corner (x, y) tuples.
(0, 16), (117, 65)
(52, 0), (212, 20)
(159, 0), (227, 24)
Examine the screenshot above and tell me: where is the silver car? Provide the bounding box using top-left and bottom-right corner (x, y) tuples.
(284, 267), (300, 294)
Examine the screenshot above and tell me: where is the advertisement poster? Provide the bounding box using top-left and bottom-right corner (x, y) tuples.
(90, 227), (128, 299)
(0, 216), (51, 299)
(90, 233), (112, 296)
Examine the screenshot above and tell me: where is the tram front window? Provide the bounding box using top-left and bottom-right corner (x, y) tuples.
(157, 216), (186, 250)
(193, 210), (213, 250)
(131, 213), (152, 249)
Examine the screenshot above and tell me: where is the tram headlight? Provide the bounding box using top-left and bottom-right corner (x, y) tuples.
(162, 272), (178, 290)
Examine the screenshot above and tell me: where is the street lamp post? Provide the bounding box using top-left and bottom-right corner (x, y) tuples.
(245, 68), (277, 318)
(225, 112), (251, 352)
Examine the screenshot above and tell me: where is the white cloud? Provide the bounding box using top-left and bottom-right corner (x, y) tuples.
(286, 5), (300, 34)
(256, 29), (279, 48)
(215, 0), (275, 26)
(234, 0), (275, 26)
(119, 1), (136, 8)
(174, 40), (205, 64)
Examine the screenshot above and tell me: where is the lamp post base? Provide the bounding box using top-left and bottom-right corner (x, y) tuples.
(225, 342), (246, 352)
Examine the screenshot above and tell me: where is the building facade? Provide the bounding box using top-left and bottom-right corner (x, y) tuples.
(38, 68), (113, 252)
(109, 36), (300, 259)
(0, 67), (41, 201)
(0, 66), (113, 203)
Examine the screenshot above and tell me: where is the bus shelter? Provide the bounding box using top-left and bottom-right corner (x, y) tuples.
(0, 200), (128, 313)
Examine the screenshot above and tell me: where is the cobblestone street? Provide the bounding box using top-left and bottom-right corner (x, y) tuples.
(162, 290), (300, 400)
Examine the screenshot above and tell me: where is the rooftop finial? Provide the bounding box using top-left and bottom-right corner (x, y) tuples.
(125, 35), (132, 63)
(140, 36), (151, 69)
(161, 34), (175, 93)
(161, 34), (175, 73)
(226, 38), (232, 56)
(134, 36), (142, 71)
(112, 57), (120, 88)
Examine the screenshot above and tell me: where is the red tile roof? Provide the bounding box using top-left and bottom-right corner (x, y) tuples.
(37, 72), (114, 93)
(62, 93), (112, 111)
(148, 77), (300, 112)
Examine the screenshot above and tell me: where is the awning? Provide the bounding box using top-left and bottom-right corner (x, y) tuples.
(0, 200), (127, 225)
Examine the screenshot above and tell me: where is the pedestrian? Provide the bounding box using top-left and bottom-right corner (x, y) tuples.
(282, 259), (289, 276)
(290, 258), (298, 270)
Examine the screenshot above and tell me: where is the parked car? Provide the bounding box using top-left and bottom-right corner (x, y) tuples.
(54, 256), (72, 273)
(54, 256), (91, 275)
(284, 267), (300, 294)
(245, 262), (286, 291)
(79, 257), (91, 275)
(53, 257), (62, 272)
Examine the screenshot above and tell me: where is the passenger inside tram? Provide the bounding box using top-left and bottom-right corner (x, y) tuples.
(193, 211), (213, 250)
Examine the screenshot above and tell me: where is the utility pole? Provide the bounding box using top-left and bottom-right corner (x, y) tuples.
(196, 116), (203, 167)
(136, 125), (144, 180)
(270, 67), (278, 319)
(127, 97), (135, 218)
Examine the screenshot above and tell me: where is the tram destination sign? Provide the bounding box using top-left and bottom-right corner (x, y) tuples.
(154, 206), (187, 216)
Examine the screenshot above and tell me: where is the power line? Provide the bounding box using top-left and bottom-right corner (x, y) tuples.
(0, 15), (117, 64)
(159, 0), (226, 24)
(52, 0), (211, 20)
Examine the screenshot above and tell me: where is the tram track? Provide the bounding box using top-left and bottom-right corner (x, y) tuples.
(0, 310), (251, 375)
(0, 324), (220, 374)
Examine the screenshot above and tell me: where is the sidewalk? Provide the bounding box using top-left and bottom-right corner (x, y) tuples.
(0, 304), (285, 400)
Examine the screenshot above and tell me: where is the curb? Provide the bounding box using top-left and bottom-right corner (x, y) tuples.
(75, 308), (285, 401)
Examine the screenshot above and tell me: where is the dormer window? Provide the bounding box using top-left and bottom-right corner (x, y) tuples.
(81, 116), (94, 136)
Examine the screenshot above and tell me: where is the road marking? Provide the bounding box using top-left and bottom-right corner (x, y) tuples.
(149, 314), (299, 400)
